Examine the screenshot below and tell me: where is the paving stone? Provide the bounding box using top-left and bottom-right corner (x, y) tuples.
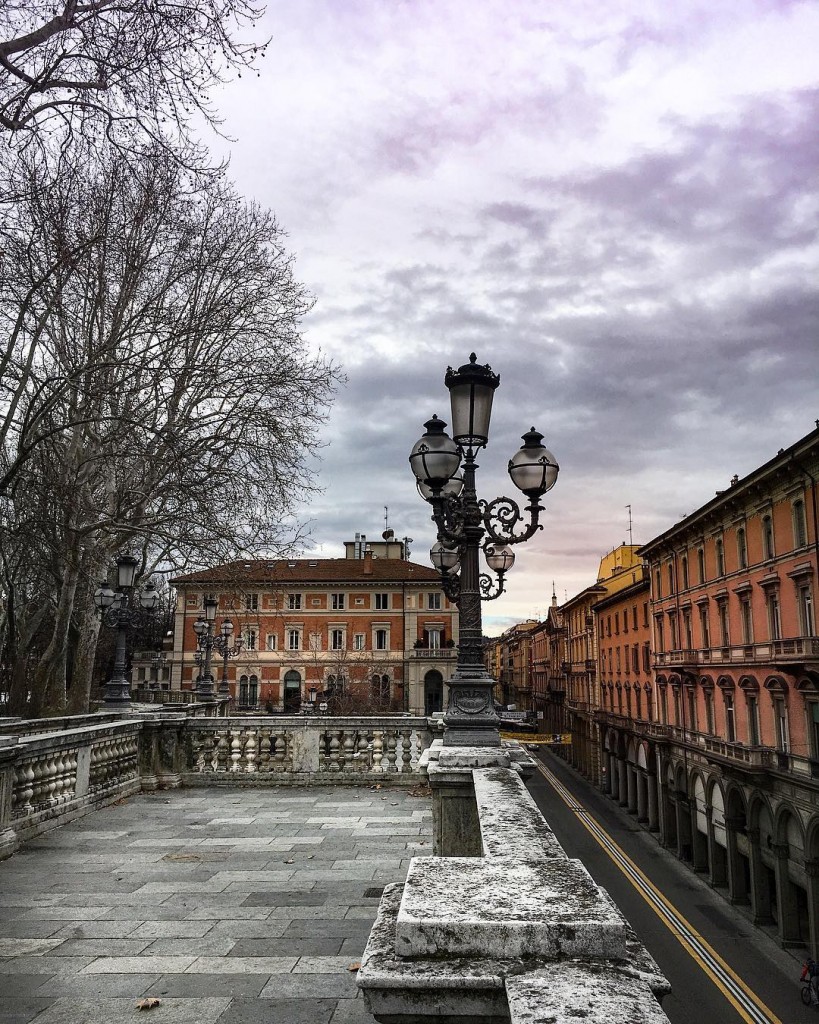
(30, 996), (231, 1023)
(185, 957), (296, 974)
(0, 996), (54, 1023)
(291, 956), (364, 973)
(259, 971), (359, 998)
(208, 920), (288, 938)
(0, 957), (95, 975)
(330, 997), (382, 1023)
(242, 892), (327, 907)
(53, 922), (141, 939)
(34, 973), (161, 997)
(215, 998), (338, 1023)
(229, 937), (342, 957)
(0, 975), (58, 996)
(284, 920), (373, 938)
(81, 955), (197, 973)
(48, 938), (152, 957)
(145, 974), (271, 998)
(0, 923), (66, 938)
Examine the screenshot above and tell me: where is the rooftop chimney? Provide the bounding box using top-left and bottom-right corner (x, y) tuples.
(363, 549), (373, 575)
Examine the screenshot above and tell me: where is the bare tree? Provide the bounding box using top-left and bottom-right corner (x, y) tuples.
(0, 145), (340, 715)
(0, 0), (266, 154)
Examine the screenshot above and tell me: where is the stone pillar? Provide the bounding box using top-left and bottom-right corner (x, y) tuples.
(636, 770), (648, 822)
(746, 828), (772, 925)
(772, 842), (802, 947)
(626, 763), (637, 814)
(647, 773), (659, 831)
(659, 780), (674, 848)
(0, 736), (19, 861)
(609, 753), (619, 801)
(675, 794), (691, 861)
(725, 816), (749, 904)
(706, 809), (727, 888)
(805, 859), (819, 962)
(138, 714), (186, 790)
(691, 807), (708, 873)
(617, 758), (628, 807)
(426, 751), (488, 858)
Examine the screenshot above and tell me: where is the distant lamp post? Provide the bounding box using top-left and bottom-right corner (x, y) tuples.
(94, 553), (160, 708)
(213, 618), (244, 696)
(192, 596), (219, 700)
(410, 353), (559, 746)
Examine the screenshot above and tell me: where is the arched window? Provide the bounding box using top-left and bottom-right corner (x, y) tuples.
(793, 499), (808, 549)
(697, 548), (706, 583)
(681, 555), (689, 590)
(715, 538), (725, 577)
(736, 527), (747, 569)
(762, 514), (775, 560)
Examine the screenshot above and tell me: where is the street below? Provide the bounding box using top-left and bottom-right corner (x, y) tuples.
(526, 748), (813, 1024)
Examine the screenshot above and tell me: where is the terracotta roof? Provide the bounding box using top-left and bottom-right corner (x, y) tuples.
(171, 558), (440, 587)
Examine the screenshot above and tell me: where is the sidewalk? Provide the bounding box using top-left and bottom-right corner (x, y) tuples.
(0, 785), (431, 1024)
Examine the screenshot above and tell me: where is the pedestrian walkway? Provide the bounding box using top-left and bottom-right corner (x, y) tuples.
(0, 785), (432, 1024)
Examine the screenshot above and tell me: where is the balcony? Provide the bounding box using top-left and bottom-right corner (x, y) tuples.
(584, 659), (595, 672)
(653, 650), (699, 668)
(411, 647), (458, 659)
(655, 638), (819, 670)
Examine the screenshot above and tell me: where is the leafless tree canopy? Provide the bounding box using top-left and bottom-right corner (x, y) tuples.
(0, 0), (265, 149)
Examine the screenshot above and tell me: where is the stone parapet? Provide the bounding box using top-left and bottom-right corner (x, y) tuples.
(358, 749), (670, 1023)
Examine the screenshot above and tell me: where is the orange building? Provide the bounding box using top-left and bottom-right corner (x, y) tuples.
(608, 424), (819, 956)
(170, 545), (458, 716)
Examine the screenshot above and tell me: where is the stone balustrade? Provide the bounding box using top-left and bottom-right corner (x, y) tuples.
(357, 739), (671, 1023)
(0, 712), (433, 860)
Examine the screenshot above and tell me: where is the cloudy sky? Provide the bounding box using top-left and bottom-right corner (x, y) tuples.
(214, 0), (819, 634)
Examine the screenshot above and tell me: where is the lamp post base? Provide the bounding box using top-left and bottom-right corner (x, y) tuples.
(442, 670), (501, 747)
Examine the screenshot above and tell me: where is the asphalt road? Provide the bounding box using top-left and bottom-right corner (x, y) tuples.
(525, 748), (814, 1024)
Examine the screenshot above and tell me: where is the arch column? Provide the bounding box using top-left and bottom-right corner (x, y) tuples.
(772, 842), (802, 947)
(636, 770), (648, 823)
(725, 815), (749, 905)
(659, 779), (675, 848)
(647, 772), (659, 831)
(746, 828), (773, 925)
(691, 803), (708, 873)
(675, 792), (692, 861)
(609, 753), (619, 800)
(617, 758), (628, 807)
(805, 859), (819, 962)
(626, 763), (637, 814)
(706, 808), (727, 888)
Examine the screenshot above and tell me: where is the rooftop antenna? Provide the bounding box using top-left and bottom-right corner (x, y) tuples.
(384, 506), (389, 532)
(626, 504), (633, 546)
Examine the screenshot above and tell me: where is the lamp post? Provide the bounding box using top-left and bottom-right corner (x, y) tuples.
(214, 618), (244, 696)
(94, 553), (160, 708)
(192, 596), (218, 700)
(410, 353), (559, 746)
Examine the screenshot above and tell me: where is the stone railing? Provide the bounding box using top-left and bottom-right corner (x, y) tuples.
(182, 716), (430, 784)
(0, 712), (434, 860)
(357, 740), (671, 1023)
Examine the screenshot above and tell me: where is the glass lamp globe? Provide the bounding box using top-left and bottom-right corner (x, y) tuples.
(444, 353), (500, 448)
(409, 415), (461, 489)
(508, 428), (559, 498)
(485, 544), (515, 574)
(430, 541), (460, 572)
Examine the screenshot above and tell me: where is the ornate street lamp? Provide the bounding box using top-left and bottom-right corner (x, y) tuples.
(214, 618), (244, 696)
(94, 553), (160, 708)
(193, 602), (244, 701)
(410, 353), (559, 746)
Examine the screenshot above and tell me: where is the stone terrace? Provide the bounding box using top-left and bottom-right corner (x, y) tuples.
(0, 785), (431, 1024)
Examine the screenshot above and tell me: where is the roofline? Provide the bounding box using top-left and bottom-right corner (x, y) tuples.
(639, 425), (819, 557)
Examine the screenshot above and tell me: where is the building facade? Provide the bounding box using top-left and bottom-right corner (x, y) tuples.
(170, 547), (458, 716)
(600, 426), (819, 956)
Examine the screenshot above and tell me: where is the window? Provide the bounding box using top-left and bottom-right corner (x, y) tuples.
(245, 593), (258, 611)
(762, 514), (775, 560)
(654, 569), (662, 599)
(697, 548), (706, 584)
(287, 628), (301, 650)
(635, 687), (642, 719)
(672, 687), (680, 725)
(631, 644), (639, 674)
(747, 694), (760, 746)
(428, 593), (441, 610)
(654, 616), (665, 653)
(614, 612), (620, 635)
(243, 629), (257, 651)
(737, 528), (748, 569)
(374, 593), (389, 610)
(606, 615), (612, 637)
(668, 613), (678, 649)
(659, 686), (668, 724)
(331, 593), (345, 610)
(767, 591), (782, 640)
(681, 555), (689, 590)
(426, 628), (442, 650)
(724, 690), (736, 742)
(239, 674), (258, 706)
(667, 563), (675, 595)
(740, 597), (753, 644)
(265, 634), (277, 651)
(793, 499), (808, 549)
(642, 602), (649, 628)
(616, 647), (622, 672)
(699, 605), (710, 648)
(331, 628), (345, 651)
(683, 609), (693, 649)
(717, 601), (730, 647)
(375, 629), (388, 651)
(353, 633), (365, 651)
(773, 697), (789, 752)
(704, 689), (715, 734)
(799, 585), (815, 636)
(687, 688), (697, 731)
(623, 611), (629, 634)
(308, 632), (321, 652)
(632, 605), (638, 630)
(715, 538), (725, 577)
(642, 643), (651, 673)
(288, 593), (302, 610)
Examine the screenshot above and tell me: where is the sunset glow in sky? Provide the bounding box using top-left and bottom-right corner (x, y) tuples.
(215, 0), (819, 632)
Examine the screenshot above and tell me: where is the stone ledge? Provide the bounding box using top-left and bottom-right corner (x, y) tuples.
(506, 963), (669, 1024)
(473, 767), (566, 861)
(396, 856), (627, 959)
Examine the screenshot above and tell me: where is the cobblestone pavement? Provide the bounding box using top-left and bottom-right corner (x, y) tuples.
(0, 785), (432, 1023)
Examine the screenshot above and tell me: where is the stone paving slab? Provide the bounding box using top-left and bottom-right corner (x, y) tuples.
(0, 785), (431, 1023)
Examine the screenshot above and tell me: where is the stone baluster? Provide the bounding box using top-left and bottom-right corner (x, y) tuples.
(385, 732), (398, 773)
(400, 728), (413, 773)
(356, 731), (370, 773)
(215, 730), (230, 771)
(47, 754), (61, 804)
(371, 731), (384, 773)
(327, 730), (341, 772)
(341, 731), (356, 772)
(229, 729), (243, 771)
(259, 729), (272, 770)
(63, 750), (78, 801)
(13, 762), (34, 817)
(273, 730), (287, 769)
(245, 730), (258, 773)
(31, 757), (47, 807)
